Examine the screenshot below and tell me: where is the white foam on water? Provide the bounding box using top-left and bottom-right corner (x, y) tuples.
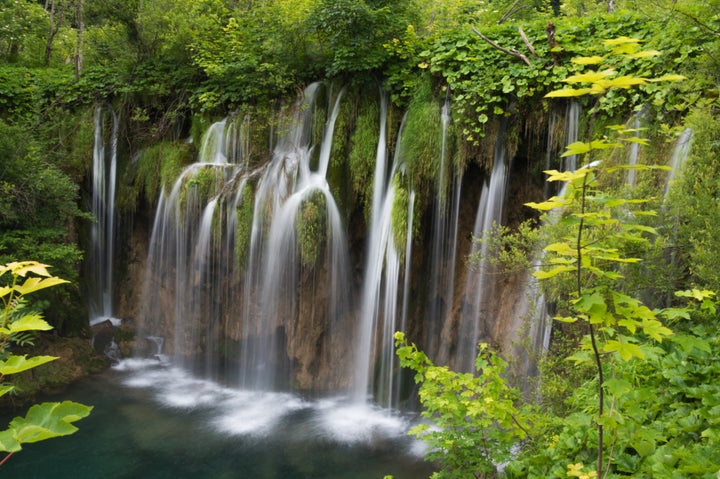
(213, 391), (306, 437)
(313, 398), (409, 444)
(112, 359), (422, 447)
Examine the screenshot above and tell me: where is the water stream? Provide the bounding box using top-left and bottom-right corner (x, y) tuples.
(88, 105), (119, 326)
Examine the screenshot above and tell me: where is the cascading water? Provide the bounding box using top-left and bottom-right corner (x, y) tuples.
(238, 84), (351, 391)
(563, 101), (581, 172)
(425, 98), (462, 358)
(455, 124), (510, 373)
(88, 105), (119, 326)
(353, 93), (416, 408)
(139, 84), (352, 392)
(625, 109), (646, 187)
(664, 128), (693, 198)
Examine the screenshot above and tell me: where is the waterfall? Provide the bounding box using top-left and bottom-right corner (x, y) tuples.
(353, 94), (415, 408)
(563, 101), (581, 172)
(625, 109), (645, 187)
(139, 84), (351, 392)
(89, 105), (119, 326)
(455, 125), (510, 373)
(238, 85), (350, 390)
(425, 98), (461, 358)
(664, 128), (693, 198)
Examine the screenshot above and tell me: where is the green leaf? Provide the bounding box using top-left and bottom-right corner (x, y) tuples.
(533, 265), (574, 279)
(0, 385), (15, 398)
(0, 355), (58, 376)
(603, 339), (645, 360)
(669, 334), (711, 354)
(564, 69), (615, 84)
(561, 141), (591, 156)
(641, 318), (672, 342)
(605, 377), (632, 396)
(524, 198), (568, 211)
(9, 401), (93, 445)
(0, 429), (21, 453)
(14, 277), (69, 296)
(8, 315), (53, 333)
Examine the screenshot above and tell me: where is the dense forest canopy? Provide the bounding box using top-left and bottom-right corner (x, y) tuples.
(1, 0), (719, 476)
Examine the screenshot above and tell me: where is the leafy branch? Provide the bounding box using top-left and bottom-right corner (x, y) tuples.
(0, 261), (92, 465)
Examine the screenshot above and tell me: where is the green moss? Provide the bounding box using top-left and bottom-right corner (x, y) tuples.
(121, 141), (193, 212)
(391, 173), (410, 263)
(235, 182), (255, 268)
(401, 80), (442, 193)
(349, 97), (380, 221)
(297, 190), (327, 268)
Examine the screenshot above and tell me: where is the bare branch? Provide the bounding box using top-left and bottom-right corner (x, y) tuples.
(498, 0), (522, 24)
(471, 27), (532, 67)
(518, 26), (538, 57)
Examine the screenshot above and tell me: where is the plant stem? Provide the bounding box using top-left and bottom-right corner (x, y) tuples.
(576, 169), (604, 478)
(0, 452), (14, 466)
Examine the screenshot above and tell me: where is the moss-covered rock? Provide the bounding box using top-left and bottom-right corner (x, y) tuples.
(0, 336), (109, 410)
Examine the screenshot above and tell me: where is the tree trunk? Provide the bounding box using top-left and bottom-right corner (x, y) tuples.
(45, 0), (57, 67)
(75, 0), (84, 79)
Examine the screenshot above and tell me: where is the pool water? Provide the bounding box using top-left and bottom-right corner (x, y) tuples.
(0, 359), (435, 479)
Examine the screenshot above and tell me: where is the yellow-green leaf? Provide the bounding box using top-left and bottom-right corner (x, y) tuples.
(641, 318), (672, 342)
(561, 141), (592, 157)
(648, 74), (686, 82)
(544, 88), (593, 98)
(6, 261), (52, 278)
(524, 198), (568, 211)
(571, 55), (604, 65)
(603, 339), (645, 360)
(564, 69), (616, 84)
(601, 76), (647, 89)
(0, 385), (15, 398)
(14, 277), (69, 296)
(533, 265), (574, 279)
(628, 50), (661, 59)
(0, 429), (21, 453)
(9, 401), (93, 445)
(543, 169), (590, 182)
(603, 36), (642, 46)
(0, 355), (58, 376)
(9, 315), (53, 333)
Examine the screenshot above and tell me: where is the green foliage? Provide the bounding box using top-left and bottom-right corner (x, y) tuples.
(348, 97), (380, 220)
(309, 0), (417, 79)
(298, 190), (327, 268)
(234, 183), (255, 269)
(412, 12), (703, 143)
(390, 173), (411, 261)
(124, 141), (193, 210)
(667, 109), (720, 292)
(395, 332), (536, 479)
(399, 79), (443, 197)
(0, 261), (92, 464)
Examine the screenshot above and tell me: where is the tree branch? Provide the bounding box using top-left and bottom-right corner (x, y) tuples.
(471, 27), (532, 67)
(518, 26), (538, 57)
